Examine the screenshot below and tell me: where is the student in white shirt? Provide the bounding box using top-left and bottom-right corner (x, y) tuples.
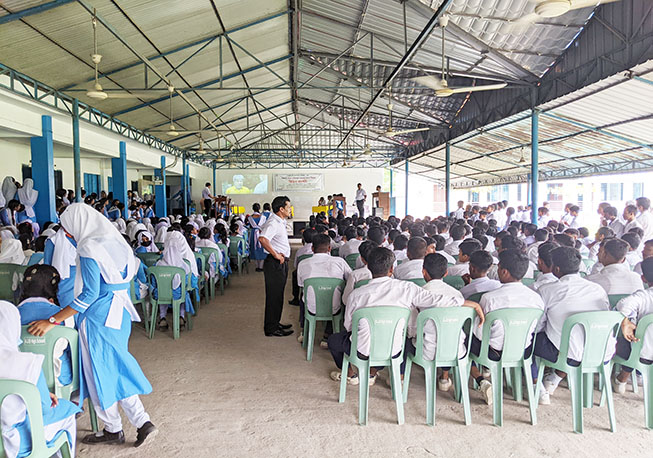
(342, 241), (376, 307)
(623, 204), (641, 234)
(448, 238), (482, 277)
(587, 226), (615, 261)
(297, 234), (352, 344)
(393, 237), (427, 280)
(612, 257), (653, 393)
(327, 247), (449, 386)
(338, 226), (364, 259)
(636, 197), (653, 243)
(289, 228), (316, 306)
(603, 206), (625, 238)
(634, 239), (653, 275)
(434, 235), (456, 264)
(531, 242), (559, 292)
(522, 223), (537, 246)
(487, 235), (535, 280)
(444, 225), (465, 256)
(537, 207), (550, 228)
(622, 232), (643, 269)
(469, 249), (545, 405)
(460, 250), (501, 299)
(567, 205), (581, 228)
(526, 229), (549, 265)
(532, 246), (612, 405)
(392, 235), (408, 264)
(453, 201), (465, 220)
(586, 238), (644, 294)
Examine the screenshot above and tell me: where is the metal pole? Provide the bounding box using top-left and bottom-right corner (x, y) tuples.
(445, 141), (451, 216)
(182, 153), (188, 215)
(72, 98), (82, 202)
(405, 159), (409, 217)
(212, 162), (216, 191)
(531, 109), (539, 224)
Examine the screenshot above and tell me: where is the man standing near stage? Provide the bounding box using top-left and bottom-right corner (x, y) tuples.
(355, 183), (367, 218)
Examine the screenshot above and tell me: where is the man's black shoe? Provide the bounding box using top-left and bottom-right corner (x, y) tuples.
(288, 298), (300, 306)
(134, 421), (158, 448)
(265, 328), (293, 337)
(279, 323), (292, 330)
(82, 429), (125, 445)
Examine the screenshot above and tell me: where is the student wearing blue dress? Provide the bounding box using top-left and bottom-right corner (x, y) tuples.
(0, 199), (21, 227)
(43, 228), (77, 311)
(134, 230), (158, 254)
(28, 203), (156, 447)
(262, 202), (272, 220)
(0, 301), (80, 458)
(247, 203), (268, 272)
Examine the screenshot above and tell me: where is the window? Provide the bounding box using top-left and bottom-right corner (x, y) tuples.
(633, 183), (644, 199)
(547, 183), (563, 201)
(600, 183), (623, 201)
(517, 183), (522, 202)
(83, 173), (101, 196)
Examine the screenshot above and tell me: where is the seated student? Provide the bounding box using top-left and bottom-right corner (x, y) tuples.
(469, 250), (545, 405)
(0, 237), (26, 265)
(612, 257), (653, 393)
(153, 231), (198, 331)
(16, 265), (73, 387)
(297, 234), (352, 344)
(603, 205), (624, 237)
(487, 235), (536, 280)
(563, 228), (588, 257)
(444, 224), (466, 256)
(392, 234), (409, 264)
(533, 246), (612, 405)
(342, 241), (377, 307)
(586, 238), (644, 294)
(537, 206), (550, 228)
(578, 227), (592, 247)
(460, 250), (502, 299)
(522, 223), (537, 246)
(339, 226), (364, 259)
(327, 248), (455, 386)
(448, 238), (482, 277)
(195, 227), (225, 280)
(623, 204), (641, 234)
(393, 236), (427, 280)
(526, 229), (549, 265)
(0, 301), (80, 458)
(134, 230), (158, 254)
(622, 232), (643, 269)
(434, 234), (456, 264)
(289, 228), (317, 306)
(588, 226), (615, 261)
(423, 236), (436, 255)
(531, 242), (559, 291)
(634, 239), (653, 275)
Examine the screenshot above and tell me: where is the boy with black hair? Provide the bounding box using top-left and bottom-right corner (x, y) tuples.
(623, 204), (641, 234)
(588, 226), (615, 260)
(444, 225), (466, 256)
(534, 246), (611, 405)
(339, 226), (363, 259)
(469, 249), (545, 405)
(527, 229), (549, 265)
(612, 257), (653, 393)
(392, 234), (409, 263)
(434, 234), (456, 264)
(568, 205), (580, 228)
(394, 237), (427, 280)
(634, 239), (653, 275)
(636, 197), (653, 243)
(603, 206), (624, 237)
(423, 236), (436, 254)
(487, 235), (536, 280)
(460, 250), (501, 299)
(449, 238), (483, 276)
(587, 238), (643, 294)
(622, 232), (643, 269)
(531, 242), (559, 291)
(537, 206), (550, 228)
(523, 223), (538, 246)
(342, 241), (377, 306)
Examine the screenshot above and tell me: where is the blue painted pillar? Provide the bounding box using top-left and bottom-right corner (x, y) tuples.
(181, 154), (187, 215)
(111, 142), (128, 219)
(404, 159), (409, 217)
(72, 99), (82, 202)
(531, 109), (539, 224)
(212, 162), (216, 191)
(155, 155), (167, 217)
(445, 142), (451, 216)
(30, 115), (56, 225)
(185, 163), (190, 214)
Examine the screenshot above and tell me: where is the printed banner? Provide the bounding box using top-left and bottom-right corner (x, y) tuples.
(274, 173), (324, 192)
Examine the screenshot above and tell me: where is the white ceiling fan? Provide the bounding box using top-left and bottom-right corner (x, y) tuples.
(412, 15), (508, 96)
(511, 0), (621, 29)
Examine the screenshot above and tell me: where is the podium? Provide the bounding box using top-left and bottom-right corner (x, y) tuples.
(372, 192), (390, 219)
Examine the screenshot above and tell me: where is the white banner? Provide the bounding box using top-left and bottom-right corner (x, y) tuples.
(274, 173), (324, 192)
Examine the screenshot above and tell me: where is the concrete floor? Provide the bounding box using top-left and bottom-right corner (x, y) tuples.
(76, 244), (653, 458)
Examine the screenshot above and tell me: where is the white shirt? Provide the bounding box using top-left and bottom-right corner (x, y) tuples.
(345, 277), (445, 356)
(297, 253), (352, 313)
(436, 250), (456, 264)
(637, 211), (653, 242)
(393, 259), (424, 280)
(624, 219), (641, 234)
(201, 187), (212, 200)
(608, 219), (625, 238)
(524, 235), (535, 246)
(586, 262), (644, 295)
(342, 266), (373, 306)
(488, 261), (536, 280)
(393, 250), (408, 264)
(259, 213), (290, 258)
(444, 239), (463, 256)
(447, 262), (469, 277)
(453, 208), (465, 220)
(339, 239), (362, 259)
(294, 243), (313, 267)
(616, 289), (653, 360)
(460, 276), (501, 299)
(538, 274), (613, 361)
(355, 188), (367, 201)
(527, 241), (544, 265)
(418, 280), (466, 360)
(538, 215), (550, 228)
(530, 272), (558, 292)
(626, 250), (642, 269)
(473, 282), (545, 351)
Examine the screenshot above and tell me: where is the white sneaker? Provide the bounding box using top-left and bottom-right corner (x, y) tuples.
(369, 373), (377, 386)
(478, 379), (493, 406)
(320, 339), (328, 349)
(330, 370), (359, 386)
(612, 377), (627, 395)
(438, 377), (452, 392)
(542, 373), (562, 396)
(539, 389), (551, 405)
(482, 367), (491, 378)
(297, 332), (303, 343)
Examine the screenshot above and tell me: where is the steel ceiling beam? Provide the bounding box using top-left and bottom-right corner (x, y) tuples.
(0, 0), (75, 25)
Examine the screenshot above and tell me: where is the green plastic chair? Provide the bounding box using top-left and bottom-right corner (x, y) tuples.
(582, 258), (595, 270)
(147, 266), (190, 340)
(297, 254), (313, 267)
(183, 259), (200, 314)
(403, 307), (475, 426)
(0, 263), (26, 304)
(443, 275), (465, 290)
(130, 278), (149, 334)
(534, 311), (623, 433)
(470, 307), (543, 427)
(533, 270), (541, 279)
(338, 306), (411, 425)
(467, 292), (485, 303)
(136, 252), (161, 268)
(302, 277), (345, 361)
(331, 247), (340, 257)
(521, 277), (536, 287)
(345, 253), (360, 270)
(20, 325), (99, 433)
(453, 255), (459, 262)
(612, 314), (653, 429)
(228, 236), (249, 275)
(354, 279), (370, 289)
(194, 252), (209, 305)
(608, 294), (629, 310)
(0, 380), (73, 458)
(397, 259), (404, 266)
(155, 242), (164, 251)
(199, 247), (224, 296)
(405, 278), (427, 287)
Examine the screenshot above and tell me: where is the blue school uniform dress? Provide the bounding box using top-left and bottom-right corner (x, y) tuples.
(107, 207), (121, 221)
(71, 257), (152, 410)
(134, 259), (148, 301)
(16, 211), (31, 224)
(247, 214), (267, 261)
(43, 237), (77, 309)
(144, 208), (154, 219)
(0, 208), (13, 226)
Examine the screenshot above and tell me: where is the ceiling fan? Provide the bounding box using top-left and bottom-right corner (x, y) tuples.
(411, 15), (507, 96)
(511, 0), (621, 29)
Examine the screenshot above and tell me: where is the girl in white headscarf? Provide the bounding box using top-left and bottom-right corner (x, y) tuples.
(27, 203), (156, 447)
(0, 238), (27, 265)
(195, 226), (225, 280)
(154, 225), (168, 245)
(153, 231), (198, 331)
(134, 230), (158, 254)
(0, 300), (80, 458)
(115, 218), (127, 234)
(141, 217), (155, 235)
(17, 178), (38, 219)
(1, 176), (17, 203)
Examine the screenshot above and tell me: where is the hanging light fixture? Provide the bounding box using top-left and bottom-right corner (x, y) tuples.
(518, 147), (526, 163)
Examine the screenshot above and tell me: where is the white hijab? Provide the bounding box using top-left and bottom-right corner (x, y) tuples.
(116, 218), (127, 234)
(157, 231), (198, 276)
(41, 228), (57, 238)
(17, 178), (38, 218)
(195, 237), (219, 250)
(0, 300), (43, 383)
(154, 225), (168, 244)
(1, 177), (17, 203)
(0, 230), (14, 241)
(0, 238), (26, 264)
(136, 230), (158, 253)
(142, 217), (155, 235)
(128, 223), (146, 242)
(49, 228), (77, 280)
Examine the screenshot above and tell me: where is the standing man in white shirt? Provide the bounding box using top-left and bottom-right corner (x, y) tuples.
(201, 182), (214, 217)
(258, 196), (294, 337)
(586, 238), (644, 294)
(355, 183), (367, 218)
(453, 201), (465, 220)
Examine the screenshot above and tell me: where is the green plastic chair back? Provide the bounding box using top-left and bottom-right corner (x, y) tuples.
(155, 242), (164, 251)
(354, 279), (370, 289)
(147, 266), (188, 340)
(199, 247), (224, 297)
(301, 277), (345, 361)
(452, 255), (459, 262)
(608, 294), (629, 309)
(0, 263), (25, 303)
(582, 258), (595, 269)
(297, 254), (313, 266)
(338, 306), (411, 425)
(136, 252), (161, 268)
(405, 278), (426, 287)
(443, 275), (465, 290)
(533, 270), (541, 279)
(396, 259), (404, 266)
(228, 236), (249, 275)
(331, 247), (340, 257)
(521, 277), (536, 287)
(467, 292), (484, 303)
(535, 311), (623, 433)
(0, 380), (73, 458)
(193, 252), (209, 305)
(403, 307), (475, 425)
(345, 253), (360, 270)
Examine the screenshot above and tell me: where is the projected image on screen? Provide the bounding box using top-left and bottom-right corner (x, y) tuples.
(222, 174), (268, 194)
